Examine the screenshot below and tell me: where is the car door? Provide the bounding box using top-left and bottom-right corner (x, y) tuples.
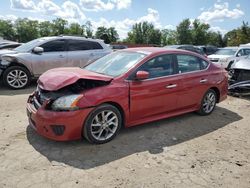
(67, 39), (105, 68)
(31, 39), (68, 76)
(175, 54), (210, 109)
(128, 54), (182, 122)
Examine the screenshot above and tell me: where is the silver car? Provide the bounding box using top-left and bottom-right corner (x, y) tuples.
(0, 36), (112, 89)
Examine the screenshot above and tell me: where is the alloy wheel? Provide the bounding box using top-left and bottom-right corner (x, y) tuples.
(6, 69), (28, 89)
(202, 92), (216, 114)
(90, 110), (119, 141)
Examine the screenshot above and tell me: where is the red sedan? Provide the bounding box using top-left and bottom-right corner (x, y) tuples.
(26, 48), (228, 144)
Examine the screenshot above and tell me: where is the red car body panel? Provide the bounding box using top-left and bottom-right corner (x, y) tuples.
(26, 48), (228, 141)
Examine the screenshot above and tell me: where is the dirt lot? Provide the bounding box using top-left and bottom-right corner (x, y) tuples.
(0, 84), (250, 188)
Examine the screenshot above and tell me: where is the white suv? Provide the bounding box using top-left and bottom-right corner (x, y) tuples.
(208, 46), (250, 69)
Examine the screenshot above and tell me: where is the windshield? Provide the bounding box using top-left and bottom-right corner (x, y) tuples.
(14, 38), (47, 52)
(85, 51), (146, 77)
(215, 49), (237, 55)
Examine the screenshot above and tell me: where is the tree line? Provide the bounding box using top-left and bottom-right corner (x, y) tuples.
(0, 17), (250, 47)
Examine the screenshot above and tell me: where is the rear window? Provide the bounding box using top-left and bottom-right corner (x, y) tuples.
(177, 54), (208, 73)
(68, 40), (103, 51)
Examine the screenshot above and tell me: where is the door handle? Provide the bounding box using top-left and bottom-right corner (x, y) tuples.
(58, 55), (65, 58)
(166, 84), (177, 89)
(200, 79), (208, 83)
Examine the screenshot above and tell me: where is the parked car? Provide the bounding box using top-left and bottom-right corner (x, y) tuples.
(0, 42), (22, 50)
(26, 48), (228, 144)
(228, 54), (250, 96)
(0, 36), (111, 89)
(110, 44), (128, 51)
(198, 45), (218, 56)
(208, 46), (250, 69)
(165, 45), (206, 57)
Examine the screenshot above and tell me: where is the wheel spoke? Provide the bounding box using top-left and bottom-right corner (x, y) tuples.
(97, 129), (104, 139)
(101, 111), (105, 122)
(107, 116), (116, 124)
(90, 109), (119, 141)
(92, 123), (101, 127)
(104, 111), (113, 120)
(9, 72), (16, 77)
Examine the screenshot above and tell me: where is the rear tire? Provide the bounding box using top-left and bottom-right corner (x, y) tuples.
(83, 104), (122, 144)
(197, 89), (217, 116)
(3, 66), (31, 89)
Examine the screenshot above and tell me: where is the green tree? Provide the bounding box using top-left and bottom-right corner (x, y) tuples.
(176, 19), (192, 44)
(95, 26), (109, 43)
(84, 21), (93, 38)
(161, 29), (177, 45)
(207, 31), (225, 47)
(95, 26), (119, 43)
(52, 18), (68, 35)
(39, 21), (53, 37)
(108, 27), (119, 42)
(224, 22), (250, 46)
(15, 18), (39, 42)
(126, 22), (161, 45)
(66, 23), (84, 35)
(0, 20), (16, 41)
(191, 19), (210, 45)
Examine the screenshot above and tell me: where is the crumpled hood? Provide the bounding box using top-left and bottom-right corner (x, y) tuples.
(231, 58), (250, 70)
(38, 67), (113, 91)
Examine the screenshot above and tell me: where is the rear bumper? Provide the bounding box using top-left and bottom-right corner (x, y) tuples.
(26, 95), (94, 141)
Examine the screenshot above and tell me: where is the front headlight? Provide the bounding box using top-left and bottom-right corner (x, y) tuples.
(51, 94), (83, 111)
(1, 56), (15, 65)
(0, 59), (11, 66)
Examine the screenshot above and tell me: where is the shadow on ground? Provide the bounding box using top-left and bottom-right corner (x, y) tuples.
(0, 81), (36, 95)
(27, 106), (242, 169)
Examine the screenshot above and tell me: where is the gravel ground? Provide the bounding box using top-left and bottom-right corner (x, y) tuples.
(0, 84), (250, 188)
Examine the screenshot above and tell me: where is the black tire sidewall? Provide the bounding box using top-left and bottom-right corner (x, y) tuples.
(3, 66), (31, 89)
(83, 104), (122, 144)
(198, 89), (217, 116)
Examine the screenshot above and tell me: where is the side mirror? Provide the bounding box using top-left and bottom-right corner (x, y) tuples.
(135, 71), (149, 80)
(33, 47), (44, 54)
(237, 52), (242, 57)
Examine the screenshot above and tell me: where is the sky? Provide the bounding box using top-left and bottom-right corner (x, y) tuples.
(0, 0), (249, 39)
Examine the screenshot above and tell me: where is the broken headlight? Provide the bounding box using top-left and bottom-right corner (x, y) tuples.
(51, 94), (83, 111)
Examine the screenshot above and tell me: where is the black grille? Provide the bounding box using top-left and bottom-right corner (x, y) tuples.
(33, 97), (41, 110)
(210, 59), (219, 62)
(50, 125), (65, 136)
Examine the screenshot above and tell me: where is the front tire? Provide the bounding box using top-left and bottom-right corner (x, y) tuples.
(83, 104), (122, 144)
(3, 66), (31, 89)
(197, 89), (217, 116)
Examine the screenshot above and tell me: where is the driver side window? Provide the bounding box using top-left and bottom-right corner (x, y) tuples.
(40, 40), (66, 52)
(137, 54), (175, 79)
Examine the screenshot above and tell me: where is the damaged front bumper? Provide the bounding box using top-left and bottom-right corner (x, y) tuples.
(26, 93), (94, 141)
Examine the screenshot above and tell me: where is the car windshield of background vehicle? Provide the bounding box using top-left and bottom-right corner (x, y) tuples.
(85, 51), (146, 77)
(14, 38), (47, 53)
(215, 49), (237, 55)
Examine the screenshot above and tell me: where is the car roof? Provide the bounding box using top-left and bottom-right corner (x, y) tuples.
(38, 36), (104, 43)
(121, 47), (202, 56)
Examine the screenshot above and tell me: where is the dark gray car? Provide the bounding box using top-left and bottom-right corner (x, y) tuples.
(0, 36), (112, 89)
